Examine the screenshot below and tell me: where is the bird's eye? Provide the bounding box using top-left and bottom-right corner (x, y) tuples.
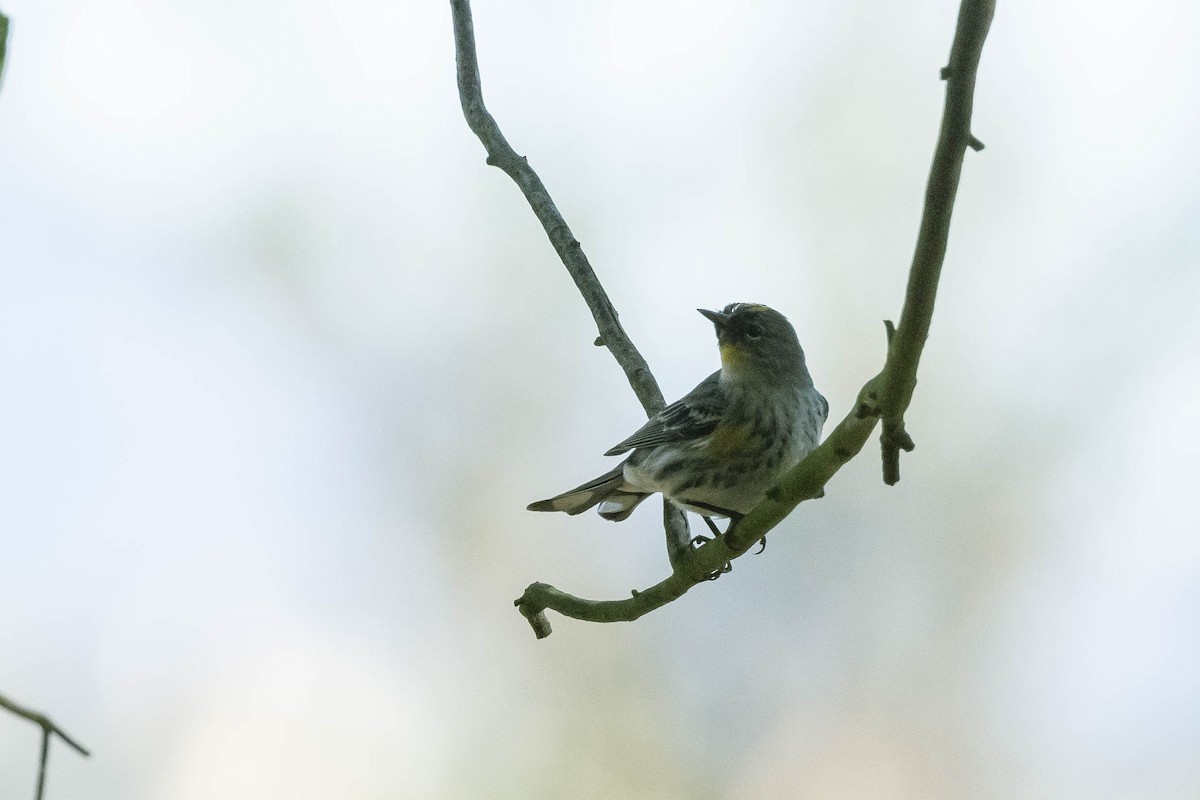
(744, 324), (763, 340)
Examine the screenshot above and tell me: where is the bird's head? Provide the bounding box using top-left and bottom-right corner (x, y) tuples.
(698, 302), (807, 383)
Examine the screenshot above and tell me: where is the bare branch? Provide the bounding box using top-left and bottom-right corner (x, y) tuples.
(1, 690), (90, 800)
(450, 0), (663, 415)
(449, 0), (694, 569)
(453, 0), (996, 636)
(36, 728), (50, 800)
(0, 692), (90, 759)
(878, 0), (996, 485)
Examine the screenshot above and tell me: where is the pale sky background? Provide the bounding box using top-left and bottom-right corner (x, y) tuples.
(1, 0), (1198, 798)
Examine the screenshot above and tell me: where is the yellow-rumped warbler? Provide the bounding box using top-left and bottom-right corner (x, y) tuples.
(528, 303), (828, 523)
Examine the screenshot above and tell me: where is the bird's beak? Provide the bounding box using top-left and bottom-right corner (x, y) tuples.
(698, 308), (730, 329)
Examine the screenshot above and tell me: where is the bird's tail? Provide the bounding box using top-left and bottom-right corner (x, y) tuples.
(527, 463), (650, 521)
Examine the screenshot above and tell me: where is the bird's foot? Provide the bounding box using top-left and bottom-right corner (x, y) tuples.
(702, 562), (733, 581)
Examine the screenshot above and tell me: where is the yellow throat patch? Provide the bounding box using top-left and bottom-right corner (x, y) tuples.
(719, 342), (747, 371)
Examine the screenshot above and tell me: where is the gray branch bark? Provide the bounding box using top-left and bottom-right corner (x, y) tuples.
(878, 0), (996, 485)
(450, 0), (662, 416)
(450, 0), (693, 567)
(451, 0), (996, 638)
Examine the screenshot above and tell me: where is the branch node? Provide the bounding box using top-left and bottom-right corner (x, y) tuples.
(881, 424), (916, 453)
(514, 589), (554, 639)
(884, 319), (897, 345)
(855, 375), (885, 419)
(594, 336), (605, 346)
(968, 134), (985, 152)
(940, 65), (953, 80)
(0, 690), (92, 770)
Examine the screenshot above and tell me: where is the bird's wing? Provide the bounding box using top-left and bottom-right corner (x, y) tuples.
(604, 371), (727, 456)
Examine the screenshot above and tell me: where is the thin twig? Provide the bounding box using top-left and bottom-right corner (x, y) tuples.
(0, 692), (90, 758)
(35, 729), (50, 800)
(878, 0), (996, 485)
(450, 0), (661, 415)
(0, 690), (91, 800)
(449, 0), (693, 567)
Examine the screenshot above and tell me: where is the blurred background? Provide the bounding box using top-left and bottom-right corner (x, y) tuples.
(1, 0), (1198, 797)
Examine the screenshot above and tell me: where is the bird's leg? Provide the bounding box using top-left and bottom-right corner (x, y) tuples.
(718, 512), (764, 553)
(690, 515), (724, 548)
(695, 515), (738, 580)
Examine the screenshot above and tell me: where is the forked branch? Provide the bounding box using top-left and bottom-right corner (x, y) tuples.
(0, 691), (90, 800)
(450, 0), (996, 638)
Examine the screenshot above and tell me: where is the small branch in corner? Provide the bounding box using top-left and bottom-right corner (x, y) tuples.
(0, 690), (90, 800)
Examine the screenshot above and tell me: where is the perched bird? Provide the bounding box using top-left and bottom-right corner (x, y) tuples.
(528, 303), (828, 526)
